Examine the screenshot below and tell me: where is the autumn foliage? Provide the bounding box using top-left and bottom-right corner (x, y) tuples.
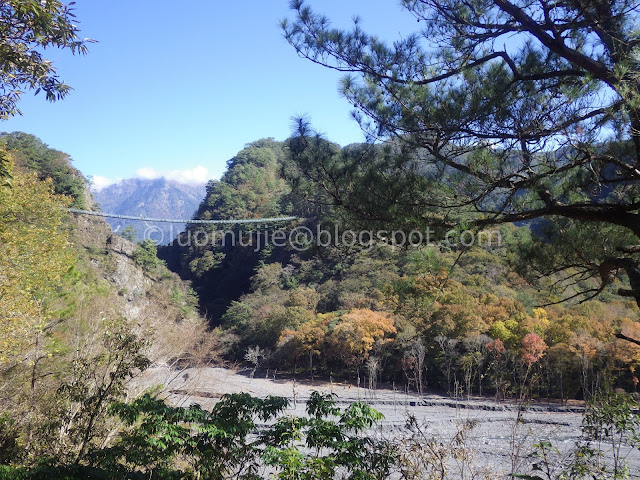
(521, 333), (547, 367)
(330, 309), (396, 364)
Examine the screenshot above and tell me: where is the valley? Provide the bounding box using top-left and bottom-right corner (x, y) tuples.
(3, 130), (640, 478)
(3, 0), (640, 472)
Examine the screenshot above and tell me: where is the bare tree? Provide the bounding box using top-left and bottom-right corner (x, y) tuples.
(436, 336), (459, 396)
(410, 341), (427, 397)
(366, 356), (381, 395)
(245, 346), (267, 379)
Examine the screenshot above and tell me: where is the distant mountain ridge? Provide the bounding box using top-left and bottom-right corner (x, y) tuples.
(93, 177), (207, 244)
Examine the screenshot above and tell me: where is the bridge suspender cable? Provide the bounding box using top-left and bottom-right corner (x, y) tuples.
(67, 208), (299, 225)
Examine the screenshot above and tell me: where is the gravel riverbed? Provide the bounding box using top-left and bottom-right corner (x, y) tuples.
(135, 365), (640, 478)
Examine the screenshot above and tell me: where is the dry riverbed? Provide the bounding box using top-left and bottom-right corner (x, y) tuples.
(135, 365), (640, 478)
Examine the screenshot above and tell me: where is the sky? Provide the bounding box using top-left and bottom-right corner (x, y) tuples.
(2, 0), (417, 189)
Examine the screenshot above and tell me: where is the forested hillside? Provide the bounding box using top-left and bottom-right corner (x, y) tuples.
(3, 130), (640, 480)
(1, 132), (87, 208)
(169, 137), (640, 401)
(166, 139), (297, 320)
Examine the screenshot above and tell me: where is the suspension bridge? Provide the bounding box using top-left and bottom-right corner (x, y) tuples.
(67, 208), (299, 225)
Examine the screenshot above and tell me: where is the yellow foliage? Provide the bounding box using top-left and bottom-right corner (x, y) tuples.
(520, 307), (551, 336)
(0, 170), (73, 363)
(279, 314), (330, 357)
(532, 308), (548, 322)
(331, 308), (396, 361)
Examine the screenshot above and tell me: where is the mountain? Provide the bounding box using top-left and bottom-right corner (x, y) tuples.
(93, 178), (207, 244)
(166, 138), (295, 321)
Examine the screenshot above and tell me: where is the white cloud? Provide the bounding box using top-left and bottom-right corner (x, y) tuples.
(91, 175), (119, 192)
(135, 166), (159, 180)
(135, 165), (211, 184)
(90, 166), (212, 191)
(170, 165), (210, 184)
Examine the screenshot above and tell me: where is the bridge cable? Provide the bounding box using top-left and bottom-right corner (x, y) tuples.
(67, 208), (299, 225)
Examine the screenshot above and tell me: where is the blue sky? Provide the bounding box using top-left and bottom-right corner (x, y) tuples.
(2, 1), (416, 189)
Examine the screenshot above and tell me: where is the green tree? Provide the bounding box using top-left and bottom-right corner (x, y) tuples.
(1, 132), (87, 206)
(0, 168), (74, 364)
(73, 391), (391, 480)
(0, 1), (92, 119)
(262, 391), (395, 480)
(133, 240), (165, 273)
(118, 226), (137, 242)
(0, 2), (92, 185)
(282, 0), (640, 310)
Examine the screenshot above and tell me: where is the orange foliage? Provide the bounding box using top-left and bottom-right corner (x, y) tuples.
(521, 333), (547, 366)
(615, 318), (640, 367)
(485, 338), (506, 359)
(280, 315), (330, 356)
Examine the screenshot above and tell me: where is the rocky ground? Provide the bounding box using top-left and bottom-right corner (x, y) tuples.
(136, 365), (640, 478)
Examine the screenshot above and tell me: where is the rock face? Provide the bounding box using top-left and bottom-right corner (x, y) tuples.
(68, 206), (211, 365)
(104, 232), (150, 310)
(71, 213), (149, 306)
(92, 178), (207, 244)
